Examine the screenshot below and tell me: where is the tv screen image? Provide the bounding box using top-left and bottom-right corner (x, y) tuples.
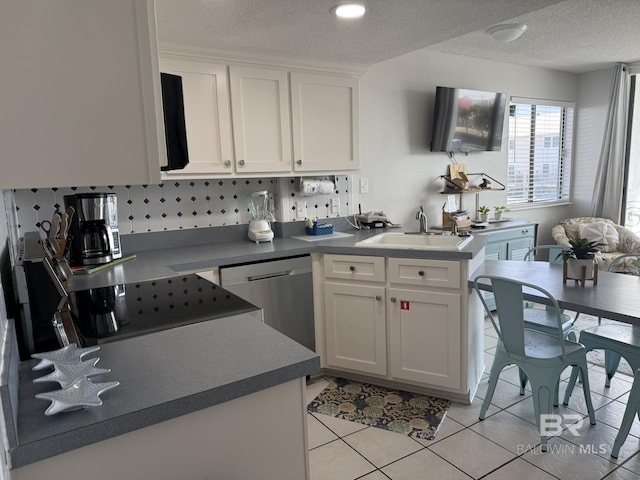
(431, 86), (507, 153)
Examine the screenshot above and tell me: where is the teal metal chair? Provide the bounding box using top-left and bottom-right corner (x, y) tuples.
(473, 275), (596, 452)
(517, 246), (579, 401)
(612, 367), (640, 458)
(522, 245), (578, 343)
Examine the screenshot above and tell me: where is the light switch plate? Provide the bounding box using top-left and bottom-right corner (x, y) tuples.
(359, 178), (369, 194)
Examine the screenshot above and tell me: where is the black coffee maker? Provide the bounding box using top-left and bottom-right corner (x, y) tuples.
(64, 193), (114, 266)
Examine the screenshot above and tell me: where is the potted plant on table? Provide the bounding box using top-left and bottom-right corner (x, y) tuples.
(478, 205), (490, 222)
(556, 236), (602, 286)
(494, 206), (508, 221)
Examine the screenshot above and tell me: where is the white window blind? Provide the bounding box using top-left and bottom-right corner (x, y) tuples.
(507, 97), (574, 205)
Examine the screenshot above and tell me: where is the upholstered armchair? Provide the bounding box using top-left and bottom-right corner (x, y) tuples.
(552, 217), (640, 273)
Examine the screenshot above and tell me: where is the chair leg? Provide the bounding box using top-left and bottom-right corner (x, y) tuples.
(577, 360), (596, 426)
(480, 357), (508, 420)
(529, 379), (555, 452)
(563, 365), (580, 406)
(604, 350), (622, 388)
(611, 372), (640, 458)
(519, 368), (528, 395)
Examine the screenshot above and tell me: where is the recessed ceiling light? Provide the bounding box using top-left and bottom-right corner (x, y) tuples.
(333, 4), (366, 19)
(487, 24), (528, 43)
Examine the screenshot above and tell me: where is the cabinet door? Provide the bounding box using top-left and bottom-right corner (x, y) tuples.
(324, 282), (387, 376)
(0, 0), (163, 189)
(160, 60), (234, 176)
(507, 236), (535, 260)
(388, 288), (461, 389)
(484, 242), (505, 261)
(229, 66), (292, 173)
(291, 73), (359, 172)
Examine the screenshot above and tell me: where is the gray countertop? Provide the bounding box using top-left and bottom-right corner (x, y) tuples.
(62, 222), (536, 291)
(8, 313), (319, 468)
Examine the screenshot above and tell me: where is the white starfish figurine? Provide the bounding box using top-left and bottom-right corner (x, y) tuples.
(35, 378), (120, 416)
(31, 344), (100, 370)
(33, 358), (110, 389)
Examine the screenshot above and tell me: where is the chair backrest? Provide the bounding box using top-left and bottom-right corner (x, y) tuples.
(524, 245), (567, 264)
(473, 275), (567, 360)
(608, 253), (640, 275)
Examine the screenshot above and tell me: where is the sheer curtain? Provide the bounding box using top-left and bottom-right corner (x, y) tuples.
(591, 64), (631, 221)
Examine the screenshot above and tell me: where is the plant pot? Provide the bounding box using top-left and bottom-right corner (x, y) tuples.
(563, 258), (598, 287)
(480, 213), (489, 222)
(494, 212), (503, 221)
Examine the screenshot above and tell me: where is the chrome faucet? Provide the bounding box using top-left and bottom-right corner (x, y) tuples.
(416, 207), (427, 233)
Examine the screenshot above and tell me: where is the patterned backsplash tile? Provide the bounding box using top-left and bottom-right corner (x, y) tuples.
(11, 176), (353, 237)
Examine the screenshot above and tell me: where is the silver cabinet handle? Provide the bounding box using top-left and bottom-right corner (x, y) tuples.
(224, 160), (231, 167)
(296, 159), (302, 165)
(390, 297), (397, 303)
(349, 265), (356, 272)
(522, 229), (528, 235)
(375, 295), (382, 301)
(239, 159), (245, 166)
(418, 270), (425, 277)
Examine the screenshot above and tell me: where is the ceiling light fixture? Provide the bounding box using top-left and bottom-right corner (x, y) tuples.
(333, 4), (366, 19)
(487, 23), (527, 43)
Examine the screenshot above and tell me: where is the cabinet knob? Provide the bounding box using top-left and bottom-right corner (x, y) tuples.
(418, 270), (425, 277)
(296, 159), (303, 165)
(224, 160), (231, 167)
(390, 297), (397, 303)
(375, 295), (382, 302)
(239, 159), (245, 166)
(349, 265), (356, 272)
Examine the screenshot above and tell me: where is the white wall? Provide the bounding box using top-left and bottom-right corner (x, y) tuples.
(356, 49), (581, 245)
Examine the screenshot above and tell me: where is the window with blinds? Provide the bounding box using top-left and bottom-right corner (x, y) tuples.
(507, 98), (574, 206)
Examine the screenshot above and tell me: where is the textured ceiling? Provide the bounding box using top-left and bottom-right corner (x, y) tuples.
(155, 0), (640, 73)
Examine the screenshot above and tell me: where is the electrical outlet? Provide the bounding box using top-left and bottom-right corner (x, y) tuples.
(331, 198), (340, 214)
(359, 178), (369, 194)
(295, 201), (307, 220)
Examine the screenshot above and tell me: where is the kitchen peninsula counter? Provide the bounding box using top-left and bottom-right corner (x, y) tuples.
(4, 314), (319, 478)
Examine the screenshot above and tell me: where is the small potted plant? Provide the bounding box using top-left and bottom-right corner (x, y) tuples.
(478, 205), (490, 222)
(556, 236), (602, 286)
(494, 206), (508, 221)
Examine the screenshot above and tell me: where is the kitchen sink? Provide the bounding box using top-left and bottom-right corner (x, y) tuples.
(355, 232), (473, 250)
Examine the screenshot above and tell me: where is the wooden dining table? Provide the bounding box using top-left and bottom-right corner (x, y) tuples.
(471, 260), (640, 326)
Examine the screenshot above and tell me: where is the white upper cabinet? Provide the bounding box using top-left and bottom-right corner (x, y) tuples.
(0, 0), (164, 189)
(291, 73), (359, 172)
(229, 66), (292, 174)
(160, 59), (234, 176)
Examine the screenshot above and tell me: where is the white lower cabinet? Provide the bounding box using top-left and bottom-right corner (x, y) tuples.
(324, 282), (387, 375)
(316, 253), (481, 400)
(388, 288), (461, 389)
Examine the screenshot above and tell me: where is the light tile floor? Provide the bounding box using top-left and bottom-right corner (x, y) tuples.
(306, 316), (640, 480)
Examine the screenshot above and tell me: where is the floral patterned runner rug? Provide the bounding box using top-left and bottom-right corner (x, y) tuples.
(307, 377), (450, 440)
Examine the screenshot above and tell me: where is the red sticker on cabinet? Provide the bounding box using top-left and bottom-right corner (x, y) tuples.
(400, 301), (410, 310)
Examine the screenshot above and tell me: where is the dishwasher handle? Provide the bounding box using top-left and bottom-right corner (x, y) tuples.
(247, 270), (294, 282)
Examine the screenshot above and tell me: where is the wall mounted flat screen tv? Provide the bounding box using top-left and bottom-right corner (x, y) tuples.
(430, 86), (507, 153)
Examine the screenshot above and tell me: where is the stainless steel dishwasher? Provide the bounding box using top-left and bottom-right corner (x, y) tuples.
(218, 255), (315, 351)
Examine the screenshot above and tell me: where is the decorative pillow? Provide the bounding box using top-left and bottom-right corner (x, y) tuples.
(578, 222), (619, 252)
